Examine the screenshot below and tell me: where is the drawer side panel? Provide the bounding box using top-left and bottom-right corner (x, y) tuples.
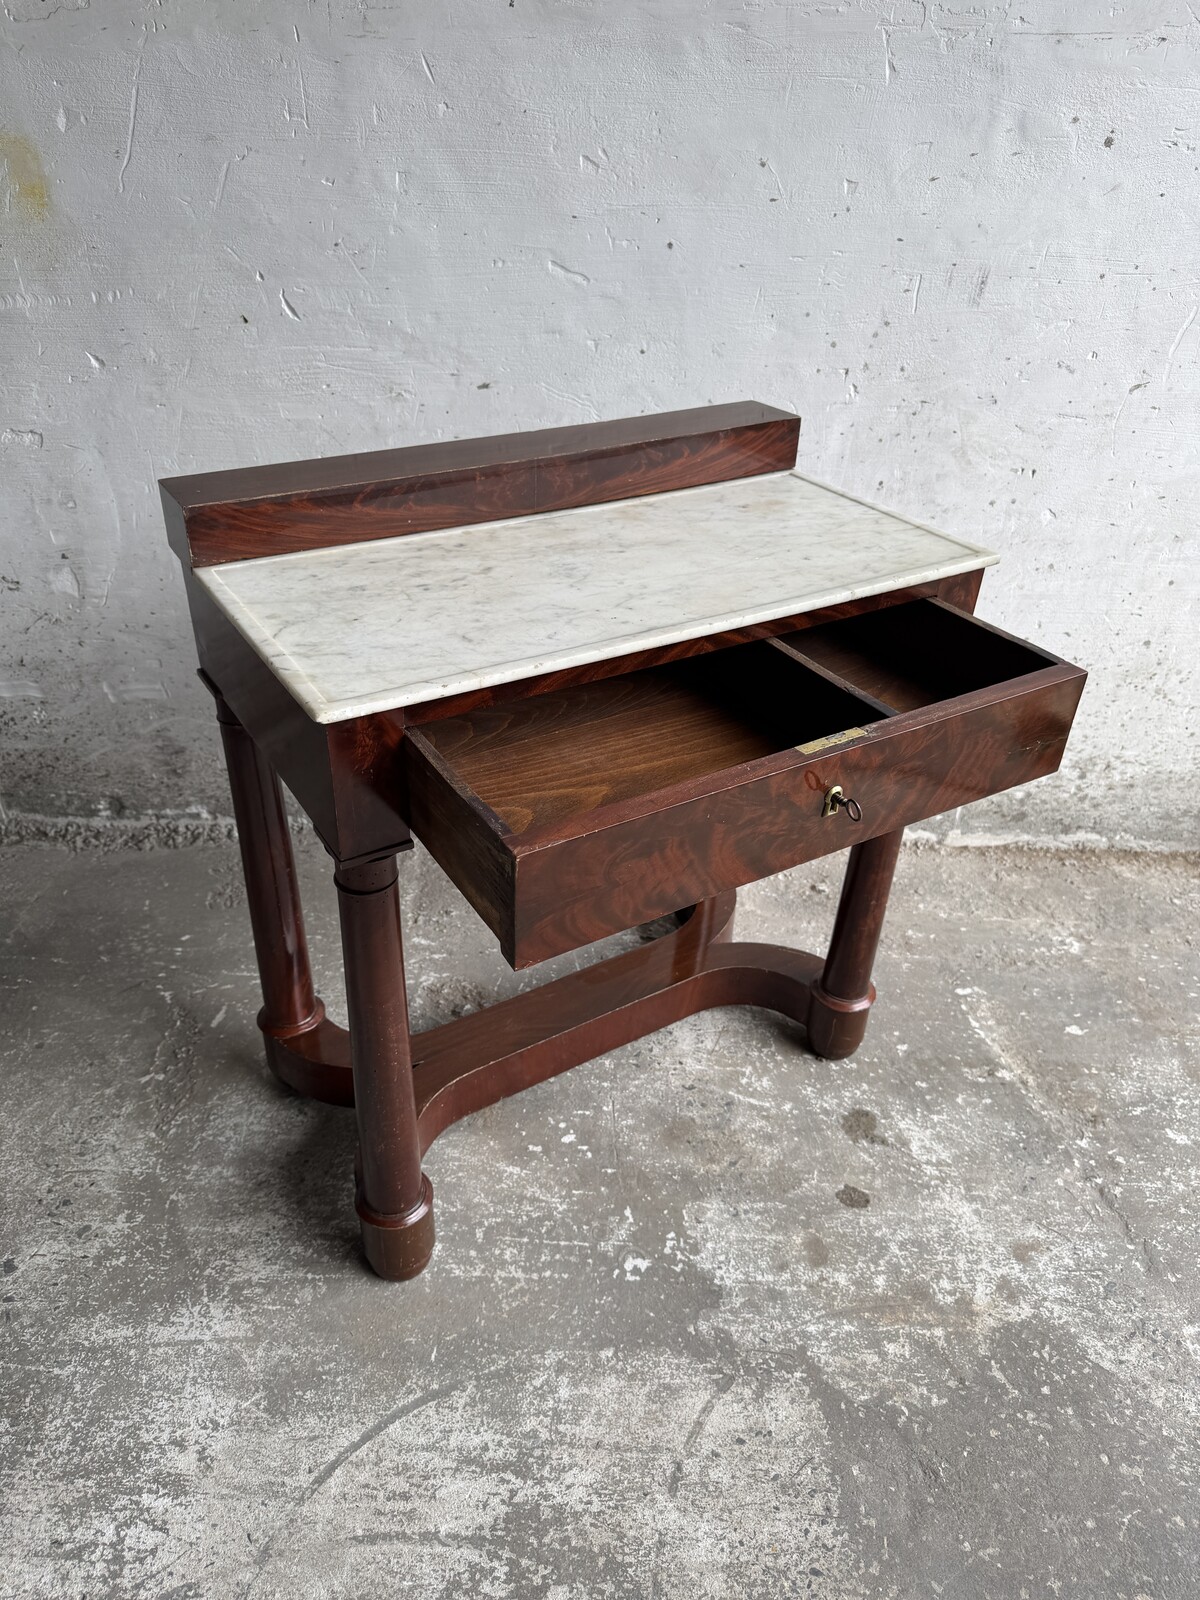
(403, 734), (517, 950)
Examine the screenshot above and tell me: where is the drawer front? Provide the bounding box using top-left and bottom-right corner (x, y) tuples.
(506, 666), (1084, 966)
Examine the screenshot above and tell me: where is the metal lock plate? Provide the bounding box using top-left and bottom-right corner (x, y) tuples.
(822, 784), (863, 822)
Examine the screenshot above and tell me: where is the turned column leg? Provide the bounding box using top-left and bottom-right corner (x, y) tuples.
(335, 856), (434, 1281)
(215, 696), (323, 1066)
(807, 829), (904, 1060)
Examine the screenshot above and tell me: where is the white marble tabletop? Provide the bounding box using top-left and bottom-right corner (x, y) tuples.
(196, 470), (997, 724)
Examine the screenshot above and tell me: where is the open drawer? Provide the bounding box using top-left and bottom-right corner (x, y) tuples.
(402, 600), (1086, 968)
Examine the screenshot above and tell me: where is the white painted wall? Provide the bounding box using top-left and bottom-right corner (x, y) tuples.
(2, 1), (1196, 845)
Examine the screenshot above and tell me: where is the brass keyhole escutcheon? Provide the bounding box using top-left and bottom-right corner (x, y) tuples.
(822, 784), (863, 822)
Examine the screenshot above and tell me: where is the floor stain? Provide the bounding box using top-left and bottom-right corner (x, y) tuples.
(1010, 1237), (1046, 1263)
(841, 1107), (889, 1146)
(802, 1231), (830, 1267)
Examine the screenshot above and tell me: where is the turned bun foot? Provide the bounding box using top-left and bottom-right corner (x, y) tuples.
(806, 979), (875, 1060)
(356, 1173), (436, 1280)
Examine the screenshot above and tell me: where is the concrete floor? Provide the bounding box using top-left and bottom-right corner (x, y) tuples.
(0, 835), (1197, 1599)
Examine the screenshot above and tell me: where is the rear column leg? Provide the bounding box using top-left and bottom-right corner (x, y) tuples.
(807, 829), (904, 1060)
(214, 695), (325, 1071)
(335, 856), (435, 1280)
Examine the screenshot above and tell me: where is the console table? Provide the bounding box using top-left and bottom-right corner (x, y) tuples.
(160, 404), (1085, 1280)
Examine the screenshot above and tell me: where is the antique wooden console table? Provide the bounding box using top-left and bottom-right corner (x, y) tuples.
(160, 403), (1085, 1280)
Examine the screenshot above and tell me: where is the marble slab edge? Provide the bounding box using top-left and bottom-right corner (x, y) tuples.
(198, 548), (999, 726)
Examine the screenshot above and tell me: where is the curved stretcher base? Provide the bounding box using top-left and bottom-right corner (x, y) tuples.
(262, 888), (869, 1282)
(220, 691), (901, 1282)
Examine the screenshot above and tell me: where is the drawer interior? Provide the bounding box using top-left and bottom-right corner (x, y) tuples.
(411, 601), (1064, 838)
(405, 598), (1082, 966)
(412, 640), (888, 834)
(777, 599), (1056, 713)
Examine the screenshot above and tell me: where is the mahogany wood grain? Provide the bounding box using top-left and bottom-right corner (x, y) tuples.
(415, 646), (871, 834)
(937, 566), (985, 612)
(263, 1011), (353, 1105)
(170, 451), (988, 868)
(164, 399), (1096, 1282)
(807, 830), (905, 1059)
(185, 566), (989, 867)
(160, 402), (800, 566)
(266, 890), (820, 1159)
(818, 830), (905, 1020)
(506, 665), (1082, 966)
(214, 693), (319, 1036)
(335, 855), (434, 1280)
(404, 603), (1086, 967)
(401, 731), (514, 939)
(802, 577), (990, 1060)
(412, 906), (823, 1154)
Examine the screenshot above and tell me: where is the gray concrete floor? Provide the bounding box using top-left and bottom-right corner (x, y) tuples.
(0, 836), (1197, 1600)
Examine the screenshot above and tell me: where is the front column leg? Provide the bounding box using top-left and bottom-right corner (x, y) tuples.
(214, 695), (323, 1067)
(335, 856), (434, 1280)
(807, 829), (904, 1060)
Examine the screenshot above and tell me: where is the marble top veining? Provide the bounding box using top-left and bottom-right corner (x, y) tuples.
(195, 470), (997, 724)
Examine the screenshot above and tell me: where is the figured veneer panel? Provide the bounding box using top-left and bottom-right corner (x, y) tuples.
(508, 665), (1083, 966)
(161, 401), (800, 566)
(404, 604), (1086, 968)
